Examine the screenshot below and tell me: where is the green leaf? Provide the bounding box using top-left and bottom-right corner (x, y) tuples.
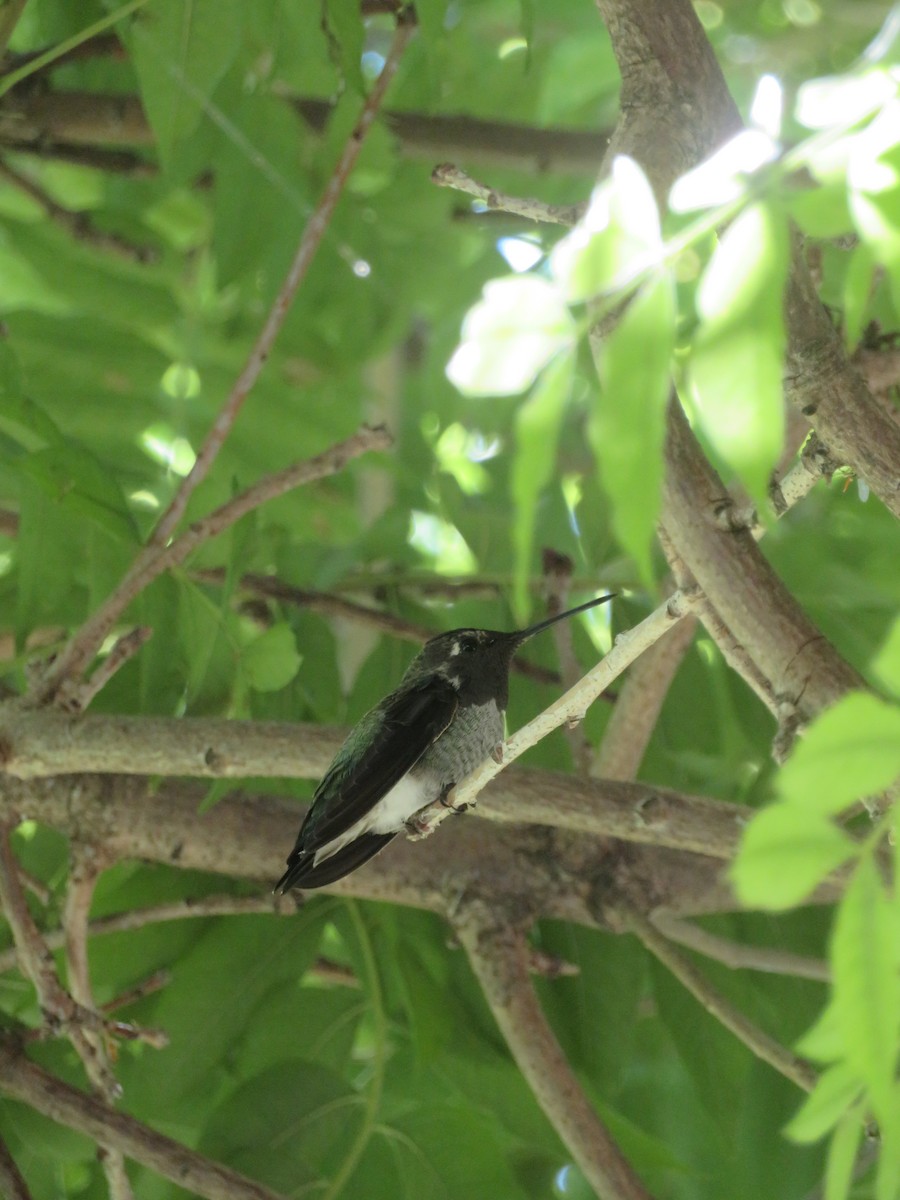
(20, 445), (139, 544)
(731, 804), (857, 910)
(688, 200), (789, 512)
(241, 623), (302, 692)
(786, 177), (853, 240)
(842, 242), (877, 351)
(416, 0), (449, 44)
(551, 156), (661, 302)
(871, 615), (900, 697)
(795, 999), (846, 1065)
(831, 856), (900, 1118)
(785, 1060), (863, 1143)
(447, 275), (575, 396)
(130, 0), (244, 166)
(591, 272), (674, 584)
(778, 692), (900, 815)
(201, 1060), (361, 1192)
(824, 1112), (862, 1200)
(322, 0), (365, 96)
(510, 353), (572, 619)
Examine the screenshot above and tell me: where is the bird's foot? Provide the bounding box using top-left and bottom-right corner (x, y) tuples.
(491, 741), (504, 764)
(405, 788), (468, 841)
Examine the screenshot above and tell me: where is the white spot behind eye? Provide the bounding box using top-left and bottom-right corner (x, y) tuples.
(450, 641), (461, 657)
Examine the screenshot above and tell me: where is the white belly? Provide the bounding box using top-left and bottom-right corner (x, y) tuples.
(313, 773), (433, 866)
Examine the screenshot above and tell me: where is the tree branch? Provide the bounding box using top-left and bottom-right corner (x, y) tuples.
(34, 425), (392, 707)
(592, 617), (697, 781)
(192, 568), (560, 686)
(0, 157), (153, 259)
(0, 1132), (31, 1200)
(431, 162), (584, 225)
(454, 902), (655, 1200)
(594, 0), (900, 520)
(622, 907), (818, 1093)
(0, 825), (121, 1096)
(661, 400), (864, 723)
(0, 770), (767, 926)
(32, 8), (414, 706)
(650, 913), (830, 983)
(0, 1041), (288, 1200)
(0, 707), (750, 860)
(0, 894), (300, 975)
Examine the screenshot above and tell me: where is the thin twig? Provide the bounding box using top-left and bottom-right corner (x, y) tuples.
(0, 825), (120, 1096)
(0, 1131), (32, 1200)
(31, 12), (414, 706)
(101, 970), (172, 1014)
(0, 1041), (288, 1200)
(70, 628), (153, 713)
(148, 15), (414, 555)
(193, 567), (560, 685)
(432, 162), (583, 226)
(593, 616), (697, 781)
(454, 901), (653, 1200)
(0, 159), (153, 260)
(651, 913), (830, 982)
(0, 0), (154, 98)
(35, 425), (392, 706)
(0, 893), (302, 975)
(623, 906), (818, 1092)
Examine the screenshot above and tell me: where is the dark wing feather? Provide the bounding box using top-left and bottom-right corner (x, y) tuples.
(279, 676), (458, 886)
(276, 832), (395, 891)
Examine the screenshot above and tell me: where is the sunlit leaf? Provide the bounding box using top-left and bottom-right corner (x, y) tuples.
(242, 623), (303, 692)
(731, 804), (857, 909)
(551, 157), (661, 302)
(785, 1061), (864, 1143)
(823, 1112), (862, 1200)
(688, 201), (789, 511)
(831, 857), (900, 1118)
(778, 692), (900, 814)
(447, 275), (575, 396)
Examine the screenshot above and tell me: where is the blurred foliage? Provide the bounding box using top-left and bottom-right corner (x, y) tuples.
(0, 1), (898, 1199)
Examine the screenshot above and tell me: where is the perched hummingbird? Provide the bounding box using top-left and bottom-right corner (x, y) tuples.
(276, 593), (614, 891)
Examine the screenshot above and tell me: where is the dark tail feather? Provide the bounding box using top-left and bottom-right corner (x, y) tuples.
(275, 832), (396, 892)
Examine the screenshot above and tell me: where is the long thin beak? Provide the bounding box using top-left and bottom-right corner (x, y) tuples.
(511, 593), (616, 645)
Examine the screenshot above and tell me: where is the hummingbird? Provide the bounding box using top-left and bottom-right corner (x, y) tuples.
(276, 593), (615, 891)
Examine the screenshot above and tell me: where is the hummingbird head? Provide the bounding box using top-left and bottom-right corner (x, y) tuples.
(407, 593), (615, 708)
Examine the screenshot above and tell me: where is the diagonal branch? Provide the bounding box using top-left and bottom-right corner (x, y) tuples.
(661, 400), (864, 723)
(0, 1132), (31, 1200)
(31, 8), (415, 707)
(432, 162), (584, 225)
(594, 0), (900, 520)
(0, 824), (119, 1096)
(592, 616), (697, 781)
(33, 425), (391, 707)
(650, 913), (830, 983)
(0, 1040), (287, 1200)
(145, 13), (413, 555)
(622, 906), (818, 1093)
(63, 846), (133, 1199)
(454, 901), (655, 1200)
